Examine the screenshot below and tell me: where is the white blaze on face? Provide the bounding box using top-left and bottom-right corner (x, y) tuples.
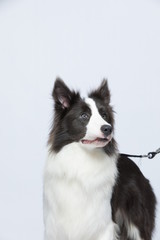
(83, 98), (111, 142)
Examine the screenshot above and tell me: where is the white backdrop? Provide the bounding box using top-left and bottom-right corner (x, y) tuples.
(0, 0), (160, 239)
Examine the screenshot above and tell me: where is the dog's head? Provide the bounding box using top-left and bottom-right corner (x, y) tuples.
(48, 78), (117, 155)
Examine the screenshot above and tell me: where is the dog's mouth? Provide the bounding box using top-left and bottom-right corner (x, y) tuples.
(81, 137), (110, 145)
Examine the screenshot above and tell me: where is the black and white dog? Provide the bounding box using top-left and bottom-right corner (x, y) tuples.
(43, 79), (156, 240)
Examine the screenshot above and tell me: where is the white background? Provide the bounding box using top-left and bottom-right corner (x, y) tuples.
(0, 0), (160, 239)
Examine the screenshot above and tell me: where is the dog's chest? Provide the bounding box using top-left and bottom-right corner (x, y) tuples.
(44, 143), (117, 239)
(49, 178), (111, 235)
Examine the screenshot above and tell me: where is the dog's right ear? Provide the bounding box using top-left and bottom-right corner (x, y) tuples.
(52, 78), (73, 109)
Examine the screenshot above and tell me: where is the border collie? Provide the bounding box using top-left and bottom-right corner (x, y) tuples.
(44, 79), (156, 240)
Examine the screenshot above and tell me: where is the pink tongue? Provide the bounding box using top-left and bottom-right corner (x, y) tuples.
(82, 139), (95, 144)
(82, 138), (105, 144)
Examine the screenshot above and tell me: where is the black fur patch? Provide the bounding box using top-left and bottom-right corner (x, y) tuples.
(48, 78), (92, 152)
(112, 155), (156, 240)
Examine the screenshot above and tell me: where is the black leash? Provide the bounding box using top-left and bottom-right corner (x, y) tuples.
(121, 147), (160, 159)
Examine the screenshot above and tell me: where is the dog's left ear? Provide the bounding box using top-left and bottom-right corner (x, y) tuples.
(89, 79), (111, 104)
(98, 79), (111, 103)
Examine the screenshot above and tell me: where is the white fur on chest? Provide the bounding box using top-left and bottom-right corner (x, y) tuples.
(44, 143), (118, 240)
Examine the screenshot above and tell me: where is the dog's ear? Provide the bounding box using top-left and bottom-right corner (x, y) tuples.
(52, 78), (79, 109)
(98, 79), (110, 102)
(52, 78), (72, 109)
(89, 79), (111, 104)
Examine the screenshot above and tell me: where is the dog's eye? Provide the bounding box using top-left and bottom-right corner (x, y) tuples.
(80, 113), (89, 120)
(101, 112), (107, 120)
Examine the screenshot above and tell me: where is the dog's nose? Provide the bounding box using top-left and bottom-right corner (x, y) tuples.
(101, 125), (112, 136)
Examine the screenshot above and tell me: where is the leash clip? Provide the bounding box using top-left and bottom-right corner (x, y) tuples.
(147, 148), (160, 159)
(147, 152), (156, 159)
